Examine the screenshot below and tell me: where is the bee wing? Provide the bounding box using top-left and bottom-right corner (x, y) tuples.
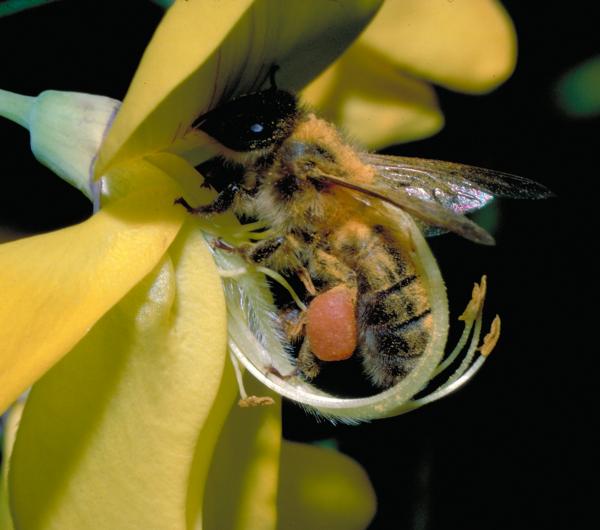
(359, 153), (553, 214)
(319, 172), (496, 245)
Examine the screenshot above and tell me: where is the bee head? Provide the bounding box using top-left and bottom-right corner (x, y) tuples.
(194, 89), (298, 153)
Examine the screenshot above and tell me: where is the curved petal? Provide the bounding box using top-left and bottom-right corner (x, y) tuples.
(359, 0), (517, 94)
(0, 402), (23, 530)
(228, 205), (448, 421)
(277, 441), (376, 530)
(0, 162), (184, 414)
(8, 221), (229, 530)
(204, 384), (376, 530)
(302, 43), (443, 148)
(95, 0), (383, 176)
(204, 376), (281, 530)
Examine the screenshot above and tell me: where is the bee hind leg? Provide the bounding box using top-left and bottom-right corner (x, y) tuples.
(279, 306), (317, 379)
(296, 336), (321, 380)
(280, 305), (306, 341)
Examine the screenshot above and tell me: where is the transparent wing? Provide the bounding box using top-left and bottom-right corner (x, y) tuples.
(354, 153), (553, 239)
(359, 153), (553, 215)
(319, 172), (496, 245)
(317, 155), (552, 244)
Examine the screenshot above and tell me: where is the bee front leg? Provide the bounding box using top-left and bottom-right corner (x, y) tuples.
(174, 182), (240, 215)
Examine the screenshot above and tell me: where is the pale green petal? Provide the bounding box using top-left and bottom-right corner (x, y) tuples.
(303, 43), (443, 148)
(204, 376), (281, 530)
(29, 91), (120, 198)
(96, 0), (383, 176)
(0, 161), (184, 414)
(0, 89), (120, 199)
(9, 221), (229, 530)
(277, 442), (376, 530)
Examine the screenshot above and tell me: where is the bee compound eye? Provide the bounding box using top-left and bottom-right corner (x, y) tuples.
(194, 89), (298, 152)
(196, 111), (275, 151)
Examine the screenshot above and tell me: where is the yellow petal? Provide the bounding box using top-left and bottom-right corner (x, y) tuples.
(0, 162), (184, 414)
(8, 221), (229, 530)
(303, 43), (443, 149)
(205, 375), (281, 530)
(359, 0), (517, 93)
(95, 0), (382, 176)
(277, 441), (376, 530)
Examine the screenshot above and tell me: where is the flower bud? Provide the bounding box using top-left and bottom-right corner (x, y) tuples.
(29, 91), (120, 199)
(1, 88), (119, 200)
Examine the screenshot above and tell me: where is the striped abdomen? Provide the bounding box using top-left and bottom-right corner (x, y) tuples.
(335, 223), (433, 388)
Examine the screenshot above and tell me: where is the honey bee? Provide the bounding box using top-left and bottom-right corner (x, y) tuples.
(176, 82), (551, 389)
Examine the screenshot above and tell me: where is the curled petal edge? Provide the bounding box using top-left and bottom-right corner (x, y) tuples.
(211, 207), (499, 423)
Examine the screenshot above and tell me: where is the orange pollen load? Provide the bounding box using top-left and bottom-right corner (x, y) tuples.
(306, 285), (358, 362)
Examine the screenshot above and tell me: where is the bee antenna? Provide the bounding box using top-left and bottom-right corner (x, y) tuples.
(268, 64), (280, 91)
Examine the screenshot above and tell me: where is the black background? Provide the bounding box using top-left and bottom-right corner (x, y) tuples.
(1, 2), (595, 529)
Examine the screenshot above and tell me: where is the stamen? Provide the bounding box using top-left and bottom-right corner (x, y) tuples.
(229, 350), (275, 408)
(459, 276), (487, 322)
(404, 275), (500, 412)
(256, 266), (307, 311)
(442, 306), (484, 387)
(229, 350), (248, 400)
(480, 315), (501, 356)
(432, 276), (486, 377)
(432, 318), (475, 377)
(411, 355), (487, 408)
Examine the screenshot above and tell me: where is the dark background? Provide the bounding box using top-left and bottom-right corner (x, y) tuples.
(1, 2), (594, 529)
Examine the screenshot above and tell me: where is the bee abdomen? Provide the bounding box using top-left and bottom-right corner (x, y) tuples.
(357, 275), (433, 388)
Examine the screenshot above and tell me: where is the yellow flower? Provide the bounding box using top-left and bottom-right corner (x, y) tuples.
(0, 1), (515, 528)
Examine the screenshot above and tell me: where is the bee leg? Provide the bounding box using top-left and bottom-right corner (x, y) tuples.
(210, 236), (285, 265)
(297, 267), (317, 296)
(212, 239), (238, 253)
(265, 364), (298, 380)
(280, 305), (306, 341)
(174, 182), (240, 215)
(246, 236), (286, 263)
(296, 336), (321, 379)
